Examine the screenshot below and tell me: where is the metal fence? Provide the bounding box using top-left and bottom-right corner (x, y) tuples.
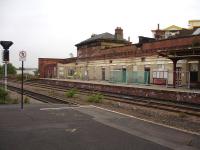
(109, 70), (194, 88)
(58, 68), (198, 89)
(109, 70), (150, 85)
(166, 71), (191, 88)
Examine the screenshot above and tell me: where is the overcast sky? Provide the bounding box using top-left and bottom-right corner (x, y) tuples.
(0, 0), (200, 68)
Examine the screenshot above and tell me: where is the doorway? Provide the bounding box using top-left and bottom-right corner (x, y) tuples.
(122, 68), (126, 83)
(176, 67), (182, 86)
(102, 68), (105, 80)
(190, 71), (198, 82)
(144, 67), (150, 84)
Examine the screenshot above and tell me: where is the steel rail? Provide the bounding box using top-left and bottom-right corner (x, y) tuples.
(23, 80), (200, 117)
(6, 84), (76, 105)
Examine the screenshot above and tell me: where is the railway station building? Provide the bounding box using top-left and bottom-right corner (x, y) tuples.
(39, 20), (200, 88)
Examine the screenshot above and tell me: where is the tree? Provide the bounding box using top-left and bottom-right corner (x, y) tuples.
(0, 65), (3, 77)
(6, 63), (17, 75)
(34, 69), (39, 76)
(69, 53), (74, 58)
(0, 63), (17, 76)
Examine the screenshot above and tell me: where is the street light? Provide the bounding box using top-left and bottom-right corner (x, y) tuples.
(0, 41), (13, 91)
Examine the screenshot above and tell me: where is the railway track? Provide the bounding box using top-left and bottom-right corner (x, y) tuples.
(23, 80), (200, 117)
(3, 83), (77, 105)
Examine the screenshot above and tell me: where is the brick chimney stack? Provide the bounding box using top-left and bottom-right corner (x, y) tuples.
(153, 24), (165, 40)
(115, 27), (123, 40)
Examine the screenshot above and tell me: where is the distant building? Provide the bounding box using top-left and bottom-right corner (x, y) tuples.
(16, 68), (37, 75)
(152, 20), (200, 40)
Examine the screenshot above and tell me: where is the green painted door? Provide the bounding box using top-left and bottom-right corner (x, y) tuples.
(122, 68), (126, 83)
(144, 68), (150, 84)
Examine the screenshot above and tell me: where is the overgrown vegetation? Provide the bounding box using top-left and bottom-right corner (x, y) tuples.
(0, 63), (17, 78)
(0, 87), (8, 104)
(24, 96), (30, 104)
(33, 69), (39, 76)
(88, 93), (103, 103)
(0, 87), (31, 104)
(0, 88), (20, 104)
(16, 73), (38, 81)
(65, 88), (77, 98)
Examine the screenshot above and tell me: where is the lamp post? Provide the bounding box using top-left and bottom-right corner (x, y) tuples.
(0, 41), (13, 91)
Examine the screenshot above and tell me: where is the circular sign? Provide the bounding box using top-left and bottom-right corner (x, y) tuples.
(19, 51), (26, 61)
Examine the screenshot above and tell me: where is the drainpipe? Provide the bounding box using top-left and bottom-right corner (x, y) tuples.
(172, 59), (177, 88)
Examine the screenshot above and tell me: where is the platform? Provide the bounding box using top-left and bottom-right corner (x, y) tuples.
(0, 104), (199, 150)
(39, 78), (200, 104)
(41, 78), (200, 93)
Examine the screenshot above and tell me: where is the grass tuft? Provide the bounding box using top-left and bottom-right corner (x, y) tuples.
(88, 93), (103, 103)
(65, 88), (77, 98)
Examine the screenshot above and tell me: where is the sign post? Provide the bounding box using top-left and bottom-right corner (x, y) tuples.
(19, 51), (26, 109)
(4, 61), (7, 91)
(0, 41), (13, 91)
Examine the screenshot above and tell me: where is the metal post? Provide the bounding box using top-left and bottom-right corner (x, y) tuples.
(172, 59), (177, 88)
(21, 61), (24, 109)
(188, 71), (190, 89)
(165, 71), (168, 88)
(4, 62), (7, 91)
(0, 41), (13, 90)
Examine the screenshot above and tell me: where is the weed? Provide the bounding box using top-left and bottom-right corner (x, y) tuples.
(65, 88), (77, 98)
(0, 88), (8, 104)
(24, 97), (30, 104)
(88, 93), (103, 103)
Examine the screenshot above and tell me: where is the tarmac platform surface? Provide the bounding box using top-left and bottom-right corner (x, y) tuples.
(0, 104), (199, 150)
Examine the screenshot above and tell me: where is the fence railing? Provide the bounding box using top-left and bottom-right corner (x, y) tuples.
(109, 70), (150, 85)
(57, 69), (198, 89)
(109, 70), (195, 88)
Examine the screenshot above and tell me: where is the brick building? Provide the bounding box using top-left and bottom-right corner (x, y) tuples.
(39, 21), (200, 88)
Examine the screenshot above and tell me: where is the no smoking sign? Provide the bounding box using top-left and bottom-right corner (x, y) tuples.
(19, 51), (26, 61)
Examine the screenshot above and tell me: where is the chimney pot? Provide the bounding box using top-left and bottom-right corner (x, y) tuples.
(115, 27), (123, 40)
(157, 24), (160, 30)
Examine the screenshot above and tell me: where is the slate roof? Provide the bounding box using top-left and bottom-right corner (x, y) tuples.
(75, 32), (129, 47)
(193, 28), (200, 35)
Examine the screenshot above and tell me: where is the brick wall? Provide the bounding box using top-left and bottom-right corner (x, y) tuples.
(142, 35), (200, 50)
(37, 79), (200, 104)
(39, 58), (64, 78)
(77, 35), (200, 61)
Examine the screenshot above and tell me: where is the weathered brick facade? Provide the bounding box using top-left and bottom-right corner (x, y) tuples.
(38, 29), (200, 87)
(39, 58), (78, 78)
(39, 58), (64, 78)
(71, 35), (200, 63)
